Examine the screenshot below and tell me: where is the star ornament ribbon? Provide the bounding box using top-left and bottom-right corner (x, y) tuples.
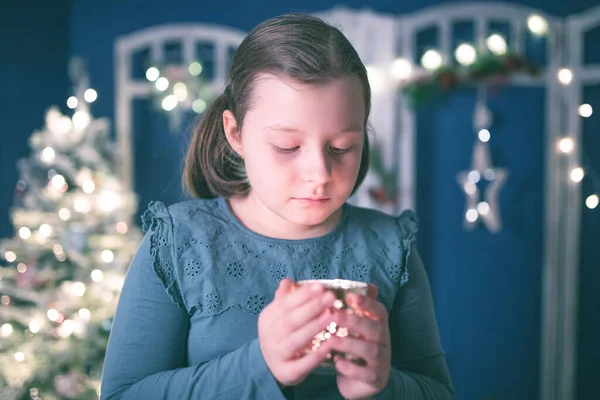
(457, 140), (508, 233)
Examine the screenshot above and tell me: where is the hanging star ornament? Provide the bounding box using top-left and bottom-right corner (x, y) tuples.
(457, 139), (508, 233)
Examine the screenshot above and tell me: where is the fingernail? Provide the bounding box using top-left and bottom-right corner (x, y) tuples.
(311, 283), (323, 292)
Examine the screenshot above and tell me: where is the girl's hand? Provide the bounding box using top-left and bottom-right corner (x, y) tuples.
(258, 279), (336, 387)
(328, 289), (391, 400)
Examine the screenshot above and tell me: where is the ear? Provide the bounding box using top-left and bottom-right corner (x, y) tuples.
(223, 110), (243, 157)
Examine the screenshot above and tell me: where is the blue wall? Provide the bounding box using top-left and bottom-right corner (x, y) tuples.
(0, 0), (71, 239)
(416, 86), (546, 400)
(2, 1), (599, 399)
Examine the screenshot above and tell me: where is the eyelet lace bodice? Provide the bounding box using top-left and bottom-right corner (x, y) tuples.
(141, 197), (418, 317)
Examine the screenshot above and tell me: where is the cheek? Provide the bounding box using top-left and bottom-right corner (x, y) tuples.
(333, 152), (362, 179)
(244, 153), (294, 187)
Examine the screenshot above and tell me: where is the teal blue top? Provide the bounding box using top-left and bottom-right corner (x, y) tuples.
(100, 197), (454, 399)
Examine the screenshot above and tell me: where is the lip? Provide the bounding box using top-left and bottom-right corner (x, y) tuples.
(298, 197), (329, 201)
(293, 197), (330, 205)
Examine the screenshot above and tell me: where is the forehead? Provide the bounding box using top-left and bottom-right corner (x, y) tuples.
(244, 73), (366, 133)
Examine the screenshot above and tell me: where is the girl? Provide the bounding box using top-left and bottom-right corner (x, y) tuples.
(100, 13), (454, 400)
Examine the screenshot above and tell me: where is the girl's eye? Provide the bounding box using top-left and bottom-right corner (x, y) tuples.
(330, 146), (353, 154)
(272, 145), (299, 154)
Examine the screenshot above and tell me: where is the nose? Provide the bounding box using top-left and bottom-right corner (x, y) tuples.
(302, 147), (332, 184)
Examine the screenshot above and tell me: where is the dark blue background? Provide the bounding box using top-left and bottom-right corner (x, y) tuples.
(1, 1), (598, 399)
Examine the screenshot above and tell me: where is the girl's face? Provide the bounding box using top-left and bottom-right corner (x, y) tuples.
(224, 73), (365, 230)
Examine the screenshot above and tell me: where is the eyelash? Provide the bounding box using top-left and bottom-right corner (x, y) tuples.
(271, 145), (353, 155)
(272, 145), (299, 154)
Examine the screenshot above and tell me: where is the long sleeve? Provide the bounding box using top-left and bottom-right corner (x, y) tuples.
(99, 233), (285, 400)
(376, 249), (455, 399)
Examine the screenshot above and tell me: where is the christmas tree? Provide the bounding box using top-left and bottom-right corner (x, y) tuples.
(0, 59), (142, 399)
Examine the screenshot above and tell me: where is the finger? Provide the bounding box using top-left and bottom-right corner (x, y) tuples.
(328, 335), (387, 367)
(275, 278), (295, 299)
(280, 308), (334, 358)
(367, 283), (378, 299)
(284, 341), (331, 381)
(334, 355), (379, 385)
(346, 293), (388, 323)
(280, 282), (327, 311)
(285, 291), (336, 331)
(330, 310), (388, 343)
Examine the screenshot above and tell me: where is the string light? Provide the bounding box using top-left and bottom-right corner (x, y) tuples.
(173, 82), (188, 101)
(558, 138), (574, 153)
(1, 295), (10, 305)
(486, 34), (507, 55)
(192, 99), (207, 113)
(47, 308), (60, 322)
(468, 170), (481, 183)
(79, 308), (91, 320)
(146, 67), (160, 81)
(53, 244), (64, 255)
(57, 319), (76, 337)
(74, 196), (92, 213)
(91, 269), (104, 282)
(41, 147), (55, 163)
(82, 180), (96, 194)
(72, 110), (91, 130)
(570, 167), (585, 183)
(98, 191), (120, 212)
(478, 129), (491, 142)
(101, 250), (114, 263)
(466, 209), (479, 222)
(527, 14), (549, 36)
(188, 62), (202, 76)
(455, 43), (477, 66)
(554, 69), (598, 211)
(477, 201), (490, 215)
(578, 104), (593, 118)
(586, 195), (599, 209)
(17, 263), (27, 273)
(29, 319), (41, 334)
(4, 251), (16, 262)
(483, 168), (495, 181)
(19, 227), (32, 239)
(558, 69), (573, 85)
(58, 207), (71, 220)
(72, 282), (86, 297)
(464, 182), (477, 195)
(14, 352), (25, 362)
(116, 222), (128, 234)
(50, 174), (66, 191)
(161, 95), (178, 111)
(155, 77), (169, 91)
(66, 96), (78, 109)
(421, 50), (443, 70)
(39, 224), (52, 238)
(1, 323), (13, 337)
(84, 88), (98, 103)
(391, 58), (413, 81)
(146, 61), (214, 126)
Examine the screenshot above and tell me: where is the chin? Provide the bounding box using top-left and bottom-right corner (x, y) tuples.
(287, 213), (330, 227)
(284, 203), (342, 227)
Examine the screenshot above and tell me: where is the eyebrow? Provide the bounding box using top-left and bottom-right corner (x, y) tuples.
(264, 124), (363, 133)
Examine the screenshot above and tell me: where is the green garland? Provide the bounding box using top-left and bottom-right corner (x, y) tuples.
(368, 52), (539, 206)
(402, 52), (540, 107)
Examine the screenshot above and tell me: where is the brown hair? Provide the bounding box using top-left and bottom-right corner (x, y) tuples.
(183, 13), (371, 199)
